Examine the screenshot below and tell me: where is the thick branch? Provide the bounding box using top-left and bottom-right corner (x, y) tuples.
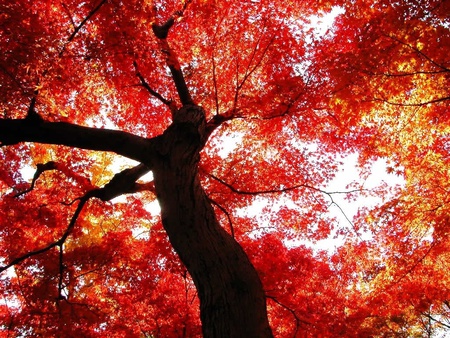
(0, 119), (156, 165)
(152, 17), (193, 105)
(95, 163), (153, 201)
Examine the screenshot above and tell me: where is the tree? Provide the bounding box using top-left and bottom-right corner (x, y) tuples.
(0, 0), (449, 336)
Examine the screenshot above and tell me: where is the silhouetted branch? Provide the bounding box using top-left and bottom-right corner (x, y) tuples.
(14, 161), (58, 197)
(386, 34), (450, 72)
(372, 96), (450, 107)
(209, 198), (235, 237)
(208, 172), (365, 196)
(395, 241), (436, 284)
(133, 61), (172, 106)
(0, 191), (92, 274)
(95, 163), (152, 201)
(207, 173), (307, 195)
(152, 14), (193, 105)
(0, 119), (154, 164)
(207, 173), (366, 235)
(0, 162), (155, 274)
(67, 0), (108, 43)
(267, 295), (312, 335)
(421, 313), (450, 330)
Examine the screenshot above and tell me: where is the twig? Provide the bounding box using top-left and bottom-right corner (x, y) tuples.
(133, 61), (172, 106)
(67, 0), (108, 43)
(209, 198), (235, 237)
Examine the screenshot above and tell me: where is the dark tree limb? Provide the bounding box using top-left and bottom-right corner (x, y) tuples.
(14, 161), (58, 197)
(372, 96), (450, 107)
(133, 61), (172, 106)
(0, 119), (156, 165)
(152, 16), (193, 106)
(67, 0), (108, 43)
(95, 163), (152, 201)
(267, 295), (312, 335)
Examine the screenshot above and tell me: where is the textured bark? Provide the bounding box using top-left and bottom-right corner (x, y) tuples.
(152, 105), (273, 337)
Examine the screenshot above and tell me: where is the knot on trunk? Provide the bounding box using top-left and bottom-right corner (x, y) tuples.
(157, 105), (207, 163)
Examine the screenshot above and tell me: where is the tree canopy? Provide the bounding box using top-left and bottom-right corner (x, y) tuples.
(0, 0), (449, 336)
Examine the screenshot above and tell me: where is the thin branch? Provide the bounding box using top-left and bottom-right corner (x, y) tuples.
(238, 34), (275, 92)
(232, 31), (275, 112)
(207, 173), (365, 197)
(421, 313), (450, 330)
(372, 96), (450, 107)
(208, 173), (306, 195)
(0, 192), (92, 274)
(61, 3), (76, 29)
(386, 34), (450, 73)
(394, 241), (436, 284)
(133, 61), (172, 106)
(1, 162), (152, 274)
(209, 198), (235, 237)
(207, 173), (365, 235)
(267, 295), (312, 336)
(67, 0), (108, 43)
(366, 69), (448, 77)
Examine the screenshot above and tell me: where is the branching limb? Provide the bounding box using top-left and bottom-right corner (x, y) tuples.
(205, 113), (236, 138)
(0, 191), (92, 274)
(95, 163), (153, 201)
(208, 172), (366, 197)
(421, 312), (450, 330)
(232, 32), (275, 112)
(372, 96), (450, 107)
(0, 163), (154, 274)
(207, 173), (309, 195)
(14, 161), (58, 197)
(207, 173), (366, 234)
(386, 34), (450, 72)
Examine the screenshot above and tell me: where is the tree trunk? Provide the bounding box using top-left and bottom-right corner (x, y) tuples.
(151, 105), (273, 337)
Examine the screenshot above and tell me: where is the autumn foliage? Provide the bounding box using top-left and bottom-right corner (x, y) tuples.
(0, 0), (449, 336)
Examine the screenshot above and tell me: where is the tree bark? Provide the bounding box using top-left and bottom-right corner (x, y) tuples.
(152, 105), (273, 337)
